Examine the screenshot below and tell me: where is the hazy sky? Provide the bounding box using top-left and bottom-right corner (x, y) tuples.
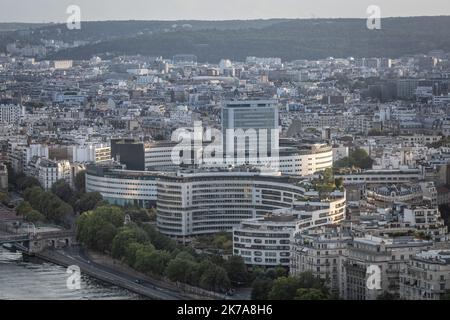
(2, 0), (450, 22)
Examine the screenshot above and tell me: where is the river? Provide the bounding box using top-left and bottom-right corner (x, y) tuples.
(0, 247), (144, 300)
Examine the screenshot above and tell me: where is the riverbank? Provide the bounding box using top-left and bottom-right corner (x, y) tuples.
(31, 246), (234, 300)
(85, 250), (230, 300)
(32, 247), (189, 300)
(32, 247), (251, 300)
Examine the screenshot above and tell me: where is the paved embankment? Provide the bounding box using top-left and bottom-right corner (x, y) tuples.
(34, 248), (191, 300)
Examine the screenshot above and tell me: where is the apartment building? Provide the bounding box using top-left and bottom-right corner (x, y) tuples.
(400, 250), (450, 300)
(290, 225), (352, 296)
(342, 235), (432, 300)
(37, 158), (72, 190)
(233, 211), (298, 267)
(8, 142), (49, 173)
(401, 206), (448, 242)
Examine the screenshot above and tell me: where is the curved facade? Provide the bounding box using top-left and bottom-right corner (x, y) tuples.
(141, 139), (333, 176)
(85, 165), (159, 208)
(232, 196), (347, 268)
(156, 167), (346, 239)
(233, 212), (298, 267)
(86, 164), (345, 241)
(278, 143), (333, 176)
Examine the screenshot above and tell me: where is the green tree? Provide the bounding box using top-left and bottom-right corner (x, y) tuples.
(335, 177), (344, 190)
(133, 247), (154, 272)
(17, 177), (41, 191)
(266, 266), (288, 279)
(95, 221), (119, 253)
(224, 256), (249, 284)
(142, 224), (177, 251)
(47, 200), (73, 224)
(74, 170), (86, 192)
(174, 251), (196, 261)
(134, 249), (171, 276)
(51, 179), (73, 204)
(334, 148), (373, 169)
(124, 208), (151, 223)
(351, 148), (373, 169)
(23, 186), (44, 208)
(76, 205), (124, 252)
(268, 272), (329, 300)
(0, 192), (10, 205)
(268, 276), (301, 300)
(148, 207), (157, 221)
(322, 168), (334, 185)
(199, 264), (231, 292)
(165, 257), (198, 284)
(16, 201), (33, 217)
(251, 278), (273, 300)
(23, 186), (74, 225)
(111, 226), (149, 259)
(294, 288), (330, 300)
(74, 192), (103, 213)
(147, 250), (172, 275)
(296, 271), (329, 290)
(24, 209), (45, 223)
(124, 242), (154, 266)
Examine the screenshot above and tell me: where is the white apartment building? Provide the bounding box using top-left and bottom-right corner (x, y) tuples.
(400, 250), (450, 300)
(233, 201), (347, 269)
(37, 158), (72, 190)
(70, 144), (111, 163)
(278, 142), (333, 176)
(233, 211), (298, 267)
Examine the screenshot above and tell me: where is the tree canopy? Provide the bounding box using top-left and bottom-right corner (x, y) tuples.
(334, 148), (374, 169)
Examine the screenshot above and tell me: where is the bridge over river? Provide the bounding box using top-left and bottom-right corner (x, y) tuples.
(0, 221), (76, 254)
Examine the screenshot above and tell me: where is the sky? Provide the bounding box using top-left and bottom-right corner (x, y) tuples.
(1, 0), (450, 23)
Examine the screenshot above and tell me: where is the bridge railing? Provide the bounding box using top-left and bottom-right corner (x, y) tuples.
(0, 234), (30, 244)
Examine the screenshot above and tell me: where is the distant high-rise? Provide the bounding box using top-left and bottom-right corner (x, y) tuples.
(397, 79), (419, 100)
(222, 100), (279, 164)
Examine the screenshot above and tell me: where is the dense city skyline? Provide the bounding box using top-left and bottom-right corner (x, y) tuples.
(2, 1), (450, 305)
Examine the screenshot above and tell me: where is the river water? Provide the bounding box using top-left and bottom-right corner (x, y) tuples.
(0, 247), (143, 300)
